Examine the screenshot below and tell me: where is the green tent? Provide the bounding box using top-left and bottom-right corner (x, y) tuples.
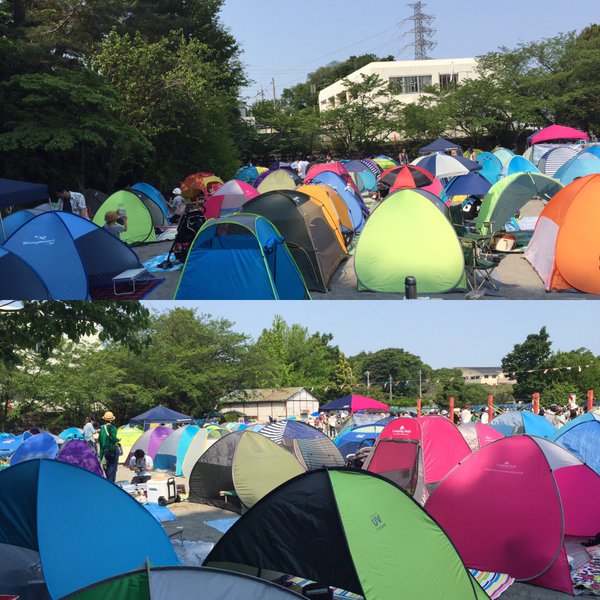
(475, 172), (564, 235)
(92, 190), (157, 244)
(64, 566), (304, 599)
(205, 469), (488, 600)
(188, 430), (305, 513)
(355, 189), (466, 294)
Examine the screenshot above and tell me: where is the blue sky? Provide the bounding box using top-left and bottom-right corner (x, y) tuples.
(143, 301), (600, 369)
(218, 0), (599, 102)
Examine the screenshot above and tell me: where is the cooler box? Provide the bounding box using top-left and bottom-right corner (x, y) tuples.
(146, 477), (178, 505)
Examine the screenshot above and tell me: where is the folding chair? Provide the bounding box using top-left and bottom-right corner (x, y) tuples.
(460, 236), (500, 292)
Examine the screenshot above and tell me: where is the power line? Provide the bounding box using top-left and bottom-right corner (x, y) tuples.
(399, 1), (437, 60)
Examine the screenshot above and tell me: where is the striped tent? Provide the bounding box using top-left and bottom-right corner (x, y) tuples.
(537, 147), (578, 177)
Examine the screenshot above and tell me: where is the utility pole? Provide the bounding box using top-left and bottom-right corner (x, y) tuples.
(419, 370), (422, 399)
(365, 371), (370, 389)
(272, 78), (276, 104)
(399, 2), (437, 60)
(389, 375), (393, 404)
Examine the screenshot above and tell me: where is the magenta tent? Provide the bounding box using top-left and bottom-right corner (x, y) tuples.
(319, 394), (389, 413)
(363, 416), (471, 505)
(204, 180), (259, 220)
(425, 435), (600, 595)
(125, 425), (173, 464)
(458, 422), (504, 452)
(305, 163), (361, 195)
(528, 125), (589, 145)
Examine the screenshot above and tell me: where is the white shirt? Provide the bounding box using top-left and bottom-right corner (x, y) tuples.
(460, 409), (472, 424)
(480, 412), (489, 424)
(129, 455), (153, 477)
(59, 191), (88, 218)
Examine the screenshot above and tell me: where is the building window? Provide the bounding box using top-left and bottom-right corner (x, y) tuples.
(439, 73), (458, 89)
(389, 75), (432, 94)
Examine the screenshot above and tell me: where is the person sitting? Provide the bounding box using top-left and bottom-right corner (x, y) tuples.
(103, 210), (127, 238)
(129, 448), (153, 484)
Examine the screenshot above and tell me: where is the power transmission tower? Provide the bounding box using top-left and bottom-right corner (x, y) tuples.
(399, 2), (437, 60)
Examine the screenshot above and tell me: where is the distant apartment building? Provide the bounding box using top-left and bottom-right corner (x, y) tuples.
(459, 368), (516, 386)
(220, 387), (320, 421)
(318, 58), (478, 111)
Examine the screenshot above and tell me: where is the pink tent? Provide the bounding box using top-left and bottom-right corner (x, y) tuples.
(425, 435), (600, 595)
(363, 416), (471, 505)
(305, 163), (361, 195)
(204, 180), (259, 220)
(529, 125), (589, 145)
(458, 422), (504, 452)
(319, 394), (389, 413)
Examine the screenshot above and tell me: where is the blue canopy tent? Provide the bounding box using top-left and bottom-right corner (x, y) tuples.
(129, 405), (194, 430)
(0, 460), (178, 598)
(419, 138), (462, 155)
(2, 212), (143, 299)
(0, 178), (50, 241)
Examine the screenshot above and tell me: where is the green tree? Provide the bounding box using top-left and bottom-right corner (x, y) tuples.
(320, 74), (403, 156)
(501, 327), (552, 400)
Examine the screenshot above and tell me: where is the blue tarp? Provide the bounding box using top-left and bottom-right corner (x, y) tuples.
(0, 460), (178, 598)
(551, 413), (600, 475)
(0, 179), (49, 208)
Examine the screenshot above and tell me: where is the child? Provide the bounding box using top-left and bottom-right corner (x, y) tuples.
(103, 210), (127, 238)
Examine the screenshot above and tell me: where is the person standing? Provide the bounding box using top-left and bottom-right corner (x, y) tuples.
(98, 411), (120, 483)
(398, 148), (409, 165)
(83, 417), (97, 452)
(55, 186), (89, 219)
(328, 413), (338, 437)
(460, 406), (472, 424)
(567, 394), (579, 420)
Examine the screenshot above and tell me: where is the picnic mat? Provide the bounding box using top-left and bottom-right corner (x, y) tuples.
(203, 517), (239, 533)
(143, 252), (183, 273)
(144, 503), (177, 523)
(90, 278), (164, 300)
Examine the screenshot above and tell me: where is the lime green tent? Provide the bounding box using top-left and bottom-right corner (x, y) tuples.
(188, 430), (304, 513)
(92, 190), (157, 244)
(355, 189), (466, 294)
(206, 469), (488, 600)
(116, 426), (143, 464)
(475, 173), (564, 235)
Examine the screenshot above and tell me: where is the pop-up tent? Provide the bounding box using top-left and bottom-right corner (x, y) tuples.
(538, 147), (578, 177)
(154, 424), (200, 475)
(204, 180), (259, 219)
(320, 395), (389, 413)
(188, 430), (304, 513)
(489, 411), (557, 438)
(553, 152), (600, 185)
(181, 427), (228, 479)
(551, 412), (600, 475)
(131, 183), (170, 221)
(129, 405), (193, 430)
(333, 424), (385, 459)
(125, 425), (173, 464)
(504, 156), (540, 176)
(205, 468), (488, 600)
(9, 432), (58, 465)
(57, 439), (104, 477)
(477, 152), (503, 184)
(2, 211), (143, 299)
(64, 566), (305, 600)
(59, 427), (84, 441)
(297, 183), (353, 233)
(425, 435), (600, 595)
(363, 416), (471, 505)
(475, 172), (563, 235)
(256, 168), (301, 193)
(0, 247), (52, 299)
(235, 165), (268, 185)
(524, 174), (600, 294)
(241, 190), (347, 292)
(355, 189), (466, 294)
(0, 209), (36, 242)
(0, 434), (23, 458)
(492, 148), (515, 167)
(458, 422), (504, 451)
(92, 190), (157, 243)
(0, 459), (178, 599)
(175, 214), (310, 300)
(258, 420), (345, 469)
(527, 124), (589, 145)
(305, 163), (361, 195)
(127, 188), (169, 227)
(116, 426), (143, 464)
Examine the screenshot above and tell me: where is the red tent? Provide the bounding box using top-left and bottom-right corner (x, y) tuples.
(528, 125), (589, 145)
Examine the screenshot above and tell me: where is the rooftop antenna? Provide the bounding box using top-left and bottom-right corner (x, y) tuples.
(399, 1), (437, 60)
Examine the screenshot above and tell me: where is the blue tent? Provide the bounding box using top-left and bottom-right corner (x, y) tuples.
(0, 210), (35, 242)
(554, 153), (600, 185)
(0, 434), (23, 457)
(551, 412), (600, 475)
(0, 247), (52, 299)
(2, 212), (143, 299)
(304, 171), (366, 232)
(130, 405), (194, 429)
(9, 432), (58, 465)
(154, 424), (200, 474)
(0, 460), (179, 598)
(444, 172), (492, 197)
(477, 152), (503, 184)
(419, 138), (462, 155)
(505, 156), (540, 176)
(59, 427), (84, 441)
(489, 411), (556, 438)
(131, 182), (170, 220)
(175, 214), (310, 300)
(333, 425), (384, 459)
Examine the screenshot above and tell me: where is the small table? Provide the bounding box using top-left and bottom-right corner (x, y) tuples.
(112, 268), (148, 295)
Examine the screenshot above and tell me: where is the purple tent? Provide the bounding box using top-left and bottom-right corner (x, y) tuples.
(57, 440), (104, 477)
(125, 426), (173, 464)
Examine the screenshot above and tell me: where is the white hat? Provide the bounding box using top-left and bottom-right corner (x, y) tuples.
(172, 187), (182, 195)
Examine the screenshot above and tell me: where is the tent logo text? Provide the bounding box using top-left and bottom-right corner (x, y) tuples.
(370, 513), (386, 531)
(496, 461), (517, 470)
(22, 236), (55, 246)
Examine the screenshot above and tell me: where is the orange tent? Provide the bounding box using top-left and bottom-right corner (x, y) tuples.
(180, 172), (223, 199)
(297, 184), (347, 251)
(524, 174), (600, 293)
